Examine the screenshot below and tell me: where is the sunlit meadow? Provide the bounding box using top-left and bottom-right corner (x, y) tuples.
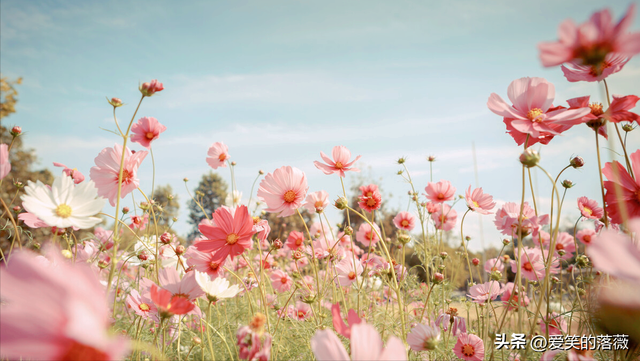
(2, 2), (640, 361)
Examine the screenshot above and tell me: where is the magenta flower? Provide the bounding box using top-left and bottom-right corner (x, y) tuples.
(602, 150), (640, 224)
(538, 5), (640, 79)
(53, 162), (85, 184)
(270, 269), (293, 293)
(465, 186), (496, 215)
(393, 211), (416, 231)
(311, 322), (406, 360)
(435, 307), (467, 335)
(0, 246), (129, 360)
(577, 196), (604, 220)
(453, 333), (484, 361)
(335, 256), (364, 287)
(587, 218), (640, 282)
(303, 190), (329, 213)
(431, 203), (457, 231)
(130, 117), (167, 149)
(355, 222), (381, 246)
(330, 303), (362, 339)
(257, 166), (308, 218)
(197, 205), (255, 262)
(313, 145), (361, 177)
(206, 142), (229, 169)
(467, 281), (503, 304)
(89, 143), (148, 206)
(487, 77), (590, 144)
(0, 143), (10, 179)
(424, 180), (456, 203)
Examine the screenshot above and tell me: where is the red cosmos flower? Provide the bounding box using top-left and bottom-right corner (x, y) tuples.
(130, 117), (167, 149)
(150, 284), (195, 319)
(602, 149), (640, 224)
(197, 205), (255, 262)
(139, 79), (164, 97)
(358, 183), (382, 212)
(539, 4), (640, 80)
(567, 94), (640, 138)
(314, 145), (361, 177)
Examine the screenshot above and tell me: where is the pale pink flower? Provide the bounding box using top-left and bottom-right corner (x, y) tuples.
(539, 312), (567, 336)
(431, 203), (457, 231)
(291, 301), (312, 321)
(355, 222), (381, 246)
(538, 4), (640, 78)
(313, 145), (361, 177)
(89, 144), (148, 206)
(303, 190), (329, 213)
(553, 231), (576, 260)
(206, 142), (229, 169)
(129, 213), (149, 231)
(17, 211), (49, 228)
(311, 322), (406, 360)
(393, 211), (416, 231)
(252, 219), (271, 245)
(467, 281), (503, 304)
(576, 228), (597, 246)
(453, 333), (484, 361)
(0, 143), (10, 179)
(196, 205), (255, 262)
(330, 303), (362, 339)
(494, 201), (539, 236)
(501, 282), (530, 311)
(158, 267), (204, 301)
(53, 162), (85, 184)
(487, 77), (590, 143)
(465, 186), (496, 215)
(257, 166), (308, 217)
(587, 218), (640, 282)
(603, 149), (640, 224)
(577, 196), (604, 220)
(407, 323), (440, 351)
(185, 246), (227, 279)
(237, 325), (271, 361)
(335, 256), (364, 287)
(0, 246), (129, 360)
(484, 258), (505, 273)
(270, 269), (293, 293)
(126, 289), (158, 321)
(424, 180), (456, 203)
(511, 247), (547, 281)
(139, 79), (164, 97)
(130, 117), (167, 149)
(435, 307), (467, 335)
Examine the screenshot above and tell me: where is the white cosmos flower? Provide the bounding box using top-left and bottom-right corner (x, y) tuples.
(21, 175), (104, 229)
(225, 190), (243, 207)
(195, 271), (241, 303)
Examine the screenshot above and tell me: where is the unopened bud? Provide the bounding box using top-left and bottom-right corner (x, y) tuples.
(344, 226), (353, 236)
(172, 217), (178, 222)
(122, 207), (130, 214)
(137, 252), (149, 261)
(183, 177), (189, 182)
(502, 239), (511, 246)
(557, 250), (566, 257)
(98, 260), (110, 269)
(231, 161), (237, 166)
(519, 149), (540, 168)
(334, 197), (348, 210)
(439, 252), (448, 260)
(465, 235), (471, 241)
(472, 258), (480, 266)
(107, 97), (123, 107)
(175, 245), (186, 255)
(10, 126), (22, 136)
(259, 170), (264, 175)
(490, 271), (502, 281)
(139, 79), (164, 97)
(397, 233), (411, 245)
(167, 194), (174, 201)
(192, 336), (202, 345)
(437, 264), (445, 271)
(576, 255), (590, 268)
(427, 155), (436, 162)
(12, 206), (20, 212)
(433, 272), (444, 284)
(397, 170), (403, 175)
(292, 250), (304, 260)
(272, 239), (283, 249)
(160, 232), (172, 244)
(139, 202), (150, 210)
(14, 181), (24, 188)
(561, 179), (574, 188)
(622, 124), (633, 132)
(570, 156), (584, 168)
(397, 157), (406, 164)
(551, 276), (560, 284)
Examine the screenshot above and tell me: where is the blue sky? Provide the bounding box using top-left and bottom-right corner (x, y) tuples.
(2, 0), (639, 251)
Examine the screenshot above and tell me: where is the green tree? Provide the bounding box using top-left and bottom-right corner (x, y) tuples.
(186, 172), (228, 240)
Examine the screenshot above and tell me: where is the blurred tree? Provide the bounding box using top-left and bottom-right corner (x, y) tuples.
(262, 209), (313, 242)
(186, 172), (227, 241)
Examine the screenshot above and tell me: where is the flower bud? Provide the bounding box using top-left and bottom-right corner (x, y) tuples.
(427, 155), (436, 162)
(397, 233), (411, 245)
(14, 181), (24, 188)
(433, 272), (444, 284)
(439, 252), (448, 260)
(272, 239), (283, 250)
(397, 157), (406, 164)
(98, 260), (110, 269)
(334, 197), (348, 210)
(437, 264), (445, 271)
(397, 170), (403, 175)
(10, 126), (22, 136)
(192, 336), (202, 345)
(160, 232), (172, 244)
(139, 79), (164, 97)
(292, 250), (304, 260)
(557, 250), (566, 257)
(231, 161), (237, 166)
(183, 177), (189, 182)
(139, 202), (150, 210)
(472, 258), (480, 266)
(490, 271), (502, 281)
(519, 149), (540, 168)
(343, 226), (353, 236)
(561, 179), (574, 188)
(576, 255), (590, 268)
(551, 276), (560, 284)
(12, 206), (20, 212)
(502, 238), (511, 246)
(137, 252), (149, 261)
(172, 217), (178, 222)
(570, 156), (584, 168)
(107, 97), (123, 107)
(465, 235), (471, 241)
(622, 124), (634, 132)
(175, 245), (186, 256)
(258, 170), (265, 175)
(122, 207), (130, 214)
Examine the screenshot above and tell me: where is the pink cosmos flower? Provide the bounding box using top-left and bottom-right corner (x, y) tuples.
(467, 281), (503, 304)
(393, 211), (416, 231)
(130, 117), (167, 149)
(291, 301), (312, 321)
(129, 214), (149, 231)
(424, 180), (456, 203)
(539, 312), (568, 336)
(358, 184), (382, 212)
(538, 5), (640, 77)
(311, 322), (407, 360)
(355, 222), (381, 246)
(197, 205), (255, 262)
(501, 282), (530, 311)
(89, 144), (148, 206)
(431, 204), (457, 231)
(17, 211), (49, 228)
(587, 218), (640, 282)
(465, 186), (496, 215)
(576, 228), (597, 246)
(453, 333), (484, 361)
(126, 289), (158, 321)
(157, 267), (205, 301)
(511, 247), (547, 281)
(484, 258), (505, 273)
(150, 284), (195, 318)
(237, 324), (272, 361)
(577, 196), (604, 220)
(285, 231), (306, 250)
(313, 145), (361, 177)
(303, 190), (329, 213)
(270, 269), (293, 293)
(335, 256), (364, 287)
(257, 166), (308, 217)
(567, 94), (640, 138)
(0, 143), (10, 179)
(407, 323), (440, 352)
(206, 142), (229, 169)
(53, 162), (85, 184)
(602, 149), (640, 224)
(435, 307), (467, 336)
(139, 79), (164, 97)
(553, 231), (576, 260)
(487, 77), (590, 144)
(494, 202), (542, 237)
(331, 303), (362, 339)
(562, 53), (629, 82)
(252, 219), (271, 245)
(0, 246), (128, 360)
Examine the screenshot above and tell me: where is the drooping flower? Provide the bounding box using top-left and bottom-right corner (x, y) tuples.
(561, 53), (629, 82)
(206, 142), (229, 170)
(453, 333), (484, 361)
(270, 269), (293, 293)
(330, 303), (362, 339)
(538, 5), (640, 80)
(424, 180), (456, 203)
(139, 79), (164, 97)
(194, 271), (241, 303)
(465, 186), (496, 215)
(355, 222), (381, 247)
(257, 166), (308, 217)
(335, 256), (364, 287)
(21, 175), (104, 229)
(407, 323), (440, 352)
(435, 307), (467, 336)
(587, 218), (640, 282)
(487, 77), (590, 144)
(431, 203), (457, 231)
(0, 246), (129, 360)
(577, 196), (604, 220)
(53, 162), (85, 184)
(313, 145), (361, 177)
(539, 312), (568, 336)
(89, 144), (148, 206)
(467, 281), (503, 304)
(130, 117), (167, 149)
(303, 190), (329, 213)
(393, 211), (416, 231)
(311, 322), (407, 360)
(602, 149), (640, 224)
(197, 205), (255, 262)
(0, 143), (10, 179)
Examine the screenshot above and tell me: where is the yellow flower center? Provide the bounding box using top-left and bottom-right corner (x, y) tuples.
(226, 233), (239, 245)
(462, 344), (475, 357)
(348, 271), (357, 280)
(583, 206), (593, 215)
(145, 132), (155, 140)
(55, 204), (72, 218)
(401, 220), (409, 227)
(283, 190), (296, 203)
(471, 200), (479, 208)
(589, 103), (604, 116)
(527, 108), (544, 122)
(139, 303), (150, 311)
(334, 162), (344, 169)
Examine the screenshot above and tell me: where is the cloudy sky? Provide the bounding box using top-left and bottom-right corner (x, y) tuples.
(2, 0), (639, 251)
